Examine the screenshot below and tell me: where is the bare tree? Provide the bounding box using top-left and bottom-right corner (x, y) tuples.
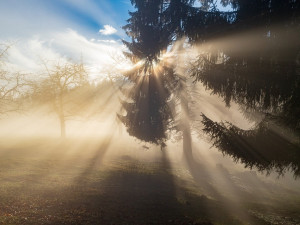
(0, 43), (27, 115)
(31, 60), (88, 138)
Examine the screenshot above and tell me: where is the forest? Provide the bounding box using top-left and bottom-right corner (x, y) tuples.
(0, 0), (299, 224)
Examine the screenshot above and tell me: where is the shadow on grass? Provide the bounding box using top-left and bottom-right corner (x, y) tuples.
(0, 141), (274, 225)
(73, 134), (113, 184)
(56, 150), (219, 225)
(181, 141), (283, 225)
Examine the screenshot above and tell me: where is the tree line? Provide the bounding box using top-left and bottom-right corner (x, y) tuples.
(0, 45), (117, 138)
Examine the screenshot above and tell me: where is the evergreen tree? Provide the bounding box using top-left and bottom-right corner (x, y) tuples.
(201, 113), (300, 177)
(189, 0), (300, 133)
(120, 0), (300, 174)
(188, 0), (300, 175)
(119, 0), (177, 146)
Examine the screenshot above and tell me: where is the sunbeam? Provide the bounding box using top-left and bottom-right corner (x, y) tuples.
(0, 1), (299, 224)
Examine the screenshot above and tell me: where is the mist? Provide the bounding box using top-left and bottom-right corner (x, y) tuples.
(1, 1), (300, 224)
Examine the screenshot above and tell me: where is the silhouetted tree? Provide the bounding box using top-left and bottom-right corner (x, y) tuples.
(118, 68), (175, 146)
(120, 0), (226, 155)
(201, 113), (300, 177)
(189, 0), (300, 131)
(187, 0), (300, 175)
(122, 0), (300, 174)
(120, 0), (176, 146)
(120, 0), (202, 153)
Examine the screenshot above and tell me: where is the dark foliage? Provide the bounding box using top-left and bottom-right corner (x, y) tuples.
(122, 0), (300, 176)
(120, 0), (186, 145)
(118, 68), (175, 146)
(201, 113), (300, 177)
(189, 0), (300, 176)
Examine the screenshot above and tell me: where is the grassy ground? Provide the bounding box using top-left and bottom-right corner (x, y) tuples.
(0, 138), (299, 225)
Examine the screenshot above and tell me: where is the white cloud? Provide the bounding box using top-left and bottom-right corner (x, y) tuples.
(2, 29), (127, 79)
(0, 0), (127, 40)
(99, 25), (118, 35)
(97, 39), (117, 44)
(4, 38), (62, 73)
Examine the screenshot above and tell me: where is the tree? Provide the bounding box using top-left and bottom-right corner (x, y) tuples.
(30, 60), (88, 138)
(120, 0), (177, 147)
(188, 0), (300, 134)
(201, 113), (300, 177)
(0, 44), (27, 116)
(120, 0), (206, 159)
(187, 0), (300, 175)
(121, 0), (300, 175)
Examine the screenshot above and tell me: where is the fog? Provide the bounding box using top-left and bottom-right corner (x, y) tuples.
(0, 18), (299, 224)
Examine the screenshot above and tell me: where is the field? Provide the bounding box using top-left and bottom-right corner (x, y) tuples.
(0, 136), (299, 225)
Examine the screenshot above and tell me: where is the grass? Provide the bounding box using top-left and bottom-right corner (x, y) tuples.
(0, 137), (299, 225)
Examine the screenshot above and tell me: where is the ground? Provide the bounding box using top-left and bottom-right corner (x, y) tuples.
(0, 137), (299, 225)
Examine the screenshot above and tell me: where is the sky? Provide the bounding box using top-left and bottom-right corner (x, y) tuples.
(0, 0), (134, 78)
(0, 0), (231, 79)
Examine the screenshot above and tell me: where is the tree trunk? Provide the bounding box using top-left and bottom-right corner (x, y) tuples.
(59, 93), (66, 138)
(180, 79), (193, 163)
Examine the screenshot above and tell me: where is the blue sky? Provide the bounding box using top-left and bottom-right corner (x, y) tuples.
(0, 0), (134, 78)
(0, 0), (133, 39)
(0, 0), (230, 78)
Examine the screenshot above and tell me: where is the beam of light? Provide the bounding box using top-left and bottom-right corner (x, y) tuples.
(0, 20), (299, 225)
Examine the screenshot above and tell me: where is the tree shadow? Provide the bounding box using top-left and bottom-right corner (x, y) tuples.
(73, 134), (113, 184)
(60, 150), (226, 225)
(0, 139), (279, 225)
(182, 142), (267, 224)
